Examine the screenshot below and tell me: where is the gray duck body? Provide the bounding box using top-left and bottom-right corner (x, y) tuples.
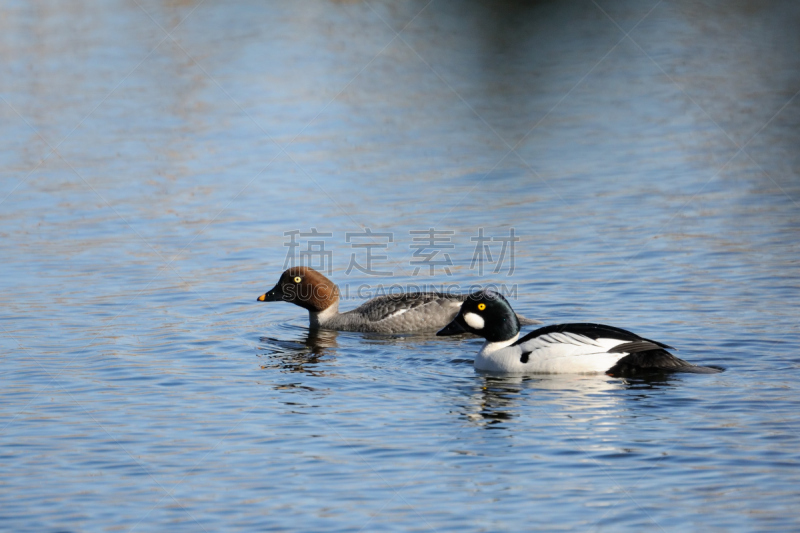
(319, 292), (466, 334)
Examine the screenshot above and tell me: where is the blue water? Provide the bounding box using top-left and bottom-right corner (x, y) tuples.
(2, 0), (800, 531)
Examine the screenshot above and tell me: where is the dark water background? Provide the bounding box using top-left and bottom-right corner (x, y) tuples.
(2, 0), (799, 531)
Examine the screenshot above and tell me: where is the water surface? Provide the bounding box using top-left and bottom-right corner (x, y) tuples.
(2, 1), (800, 531)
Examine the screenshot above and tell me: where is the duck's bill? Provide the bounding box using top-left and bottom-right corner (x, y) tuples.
(437, 318), (467, 336)
(257, 284), (283, 302)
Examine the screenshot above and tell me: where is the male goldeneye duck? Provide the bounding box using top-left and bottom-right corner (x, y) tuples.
(437, 290), (723, 375)
(256, 267), (542, 334)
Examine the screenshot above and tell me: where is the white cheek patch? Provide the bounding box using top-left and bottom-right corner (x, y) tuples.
(463, 312), (485, 330)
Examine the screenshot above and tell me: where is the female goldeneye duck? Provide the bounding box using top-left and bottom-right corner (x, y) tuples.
(437, 290), (723, 375)
(256, 267), (542, 334)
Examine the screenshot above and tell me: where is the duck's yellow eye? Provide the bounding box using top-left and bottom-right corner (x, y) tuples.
(293, 276), (302, 283)
(477, 303), (486, 311)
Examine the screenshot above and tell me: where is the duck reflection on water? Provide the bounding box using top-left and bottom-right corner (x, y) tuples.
(459, 373), (683, 428)
(259, 327), (340, 375)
